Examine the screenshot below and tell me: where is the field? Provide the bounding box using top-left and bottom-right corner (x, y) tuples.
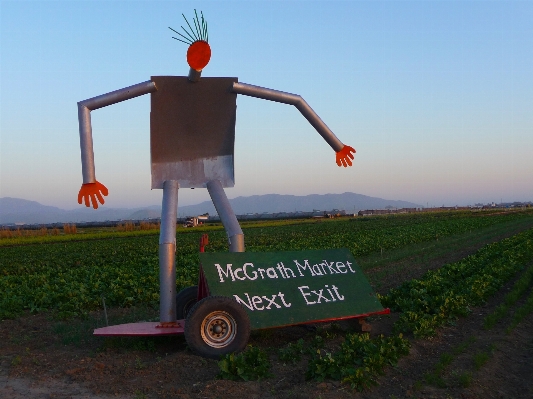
(1, 209), (533, 398)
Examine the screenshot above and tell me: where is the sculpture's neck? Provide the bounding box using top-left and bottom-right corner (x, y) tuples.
(188, 68), (202, 82)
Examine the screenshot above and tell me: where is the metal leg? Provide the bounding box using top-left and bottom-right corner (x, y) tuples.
(207, 180), (244, 252)
(159, 180), (179, 323)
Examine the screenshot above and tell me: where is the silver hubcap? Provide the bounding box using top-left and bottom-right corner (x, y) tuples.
(200, 311), (237, 348)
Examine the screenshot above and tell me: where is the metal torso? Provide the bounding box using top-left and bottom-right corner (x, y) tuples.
(150, 76), (238, 189)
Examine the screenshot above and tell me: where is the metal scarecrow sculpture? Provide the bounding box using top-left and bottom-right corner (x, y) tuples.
(77, 11), (355, 335)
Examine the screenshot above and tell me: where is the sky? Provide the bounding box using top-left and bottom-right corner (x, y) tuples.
(1, 0), (532, 210)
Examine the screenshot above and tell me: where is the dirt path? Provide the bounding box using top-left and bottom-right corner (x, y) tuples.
(0, 372), (128, 399)
(2, 290), (531, 399)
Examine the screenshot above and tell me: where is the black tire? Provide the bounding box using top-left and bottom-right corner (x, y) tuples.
(184, 296), (251, 359)
(176, 286), (198, 320)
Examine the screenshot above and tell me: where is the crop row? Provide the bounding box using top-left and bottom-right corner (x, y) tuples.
(0, 211), (532, 319)
(305, 333), (410, 390)
(244, 211), (533, 256)
(218, 332), (411, 390)
(274, 227), (533, 389)
(483, 262), (533, 330)
(380, 227), (533, 337)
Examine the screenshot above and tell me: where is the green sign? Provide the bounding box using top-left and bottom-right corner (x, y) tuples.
(199, 249), (386, 329)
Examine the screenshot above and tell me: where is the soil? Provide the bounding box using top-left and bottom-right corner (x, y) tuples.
(2, 224), (533, 399)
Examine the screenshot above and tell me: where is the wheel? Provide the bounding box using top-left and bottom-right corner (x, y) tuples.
(176, 286), (198, 319)
(184, 296), (251, 359)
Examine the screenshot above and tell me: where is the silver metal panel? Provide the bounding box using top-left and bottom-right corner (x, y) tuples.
(232, 82), (345, 152)
(150, 76), (237, 188)
(207, 179), (244, 252)
(151, 155), (234, 189)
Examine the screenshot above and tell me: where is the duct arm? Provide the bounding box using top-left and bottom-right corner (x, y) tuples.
(77, 80), (157, 183)
(231, 82), (345, 152)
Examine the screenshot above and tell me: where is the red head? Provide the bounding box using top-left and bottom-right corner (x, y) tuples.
(169, 10), (211, 72)
(187, 40), (211, 71)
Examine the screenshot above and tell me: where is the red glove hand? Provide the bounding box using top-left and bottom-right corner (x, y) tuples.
(336, 145), (356, 167)
(77, 181), (108, 209)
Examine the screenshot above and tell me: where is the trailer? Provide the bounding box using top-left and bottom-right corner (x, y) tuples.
(94, 235), (389, 358)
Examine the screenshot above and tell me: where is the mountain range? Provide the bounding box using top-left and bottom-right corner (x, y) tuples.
(0, 193), (421, 225)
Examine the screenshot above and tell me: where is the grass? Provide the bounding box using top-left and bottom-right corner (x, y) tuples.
(359, 217), (533, 295)
(0, 218), (322, 247)
(423, 352), (456, 388)
(457, 372), (472, 388)
(3, 210), (533, 393)
(380, 227), (533, 338)
(413, 258), (532, 391)
(218, 345), (272, 381)
(506, 287), (533, 333)
(358, 214), (533, 275)
(473, 351), (491, 370)
(484, 263), (533, 329)
(424, 371), (447, 388)
(11, 355), (22, 366)
(417, 334), (489, 390)
(4, 212), (533, 387)
(134, 390), (147, 399)
(452, 336), (476, 355)
(2, 209), (532, 249)
(0, 224), (78, 240)
(4, 210), (531, 321)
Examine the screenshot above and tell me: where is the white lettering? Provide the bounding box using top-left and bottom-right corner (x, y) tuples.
(234, 292), (291, 311)
(233, 293), (254, 310)
(298, 284), (345, 305)
(278, 262), (296, 278)
(325, 285), (337, 302)
(345, 261), (356, 273)
(252, 295), (264, 310)
(266, 267), (279, 279)
(216, 263), (235, 283)
(318, 262), (326, 275)
(336, 262), (347, 274)
(278, 292), (292, 308)
(233, 268), (246, 281)
(293, 260), (315, 277)
(323, 260), (339, 274)
(298, 285), (316, 305)
(243, 263), (258, 280)
(311, 288), (330, 303)
(262, 294), (282, 309)
(331, 284), (345, 300)
(311, 263), (324, 276)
